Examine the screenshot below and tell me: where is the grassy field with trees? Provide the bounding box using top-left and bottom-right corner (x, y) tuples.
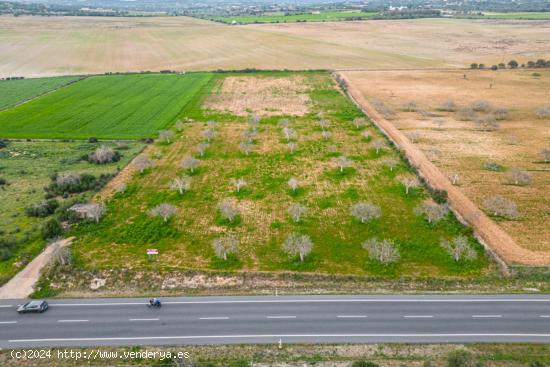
(0, 73), (213, 139)
(0, 140), (144, 285)
(0, 76), (81, 111)
(208, 11), (377, 24)
(63, 72), (488, 283)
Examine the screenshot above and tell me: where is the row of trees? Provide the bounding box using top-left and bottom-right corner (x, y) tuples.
(470, 59), (550, 70)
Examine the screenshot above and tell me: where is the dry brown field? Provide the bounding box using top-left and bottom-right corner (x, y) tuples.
(0, 16), (548, 77)
(340, 69), (550, 254)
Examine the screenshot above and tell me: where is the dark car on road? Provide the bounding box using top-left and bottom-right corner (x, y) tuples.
(17, 300), (49, 314)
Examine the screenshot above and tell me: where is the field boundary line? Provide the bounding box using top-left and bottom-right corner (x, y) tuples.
(334, 71), (550, 268)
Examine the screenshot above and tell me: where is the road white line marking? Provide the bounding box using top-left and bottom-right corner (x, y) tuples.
(472, 315), (502, 318)
(0, 305), (12, 308)
(337, 315), (368, 318)
(10, 333), (550, 343)
(267, 316), (296, 319)
(199, 317), (229, 320)
(49, 299), (550, 307)
(0, 321), (17, 324)
(404, 315), (434, 318)
(539, 315), (550, 318)
(129, 318), (159, 322)
(57, 320), (89, 323)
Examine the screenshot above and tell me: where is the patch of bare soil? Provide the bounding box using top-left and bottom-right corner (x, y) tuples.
(203, 76), (312, 116)
(338, 71), (550, 266)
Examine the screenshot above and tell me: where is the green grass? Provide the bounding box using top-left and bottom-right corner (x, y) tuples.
(481, 12), (550, 20)
(0, 140), (144, 285)
(208, 11), (377, 24)
(69, 72), (488, 278)
(0, 76), (81, 111)
(0, 73), (214, 139)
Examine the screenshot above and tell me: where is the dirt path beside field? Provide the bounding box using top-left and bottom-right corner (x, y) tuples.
(0, 238), (73, 299)
(337, 72), (550, 267)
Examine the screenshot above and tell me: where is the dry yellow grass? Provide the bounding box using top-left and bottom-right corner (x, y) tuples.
(341, 69), (550, 254)
(0, 16), (548, 77)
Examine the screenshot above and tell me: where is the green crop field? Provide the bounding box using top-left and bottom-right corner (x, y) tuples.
(66, 72), (488, 281)
(0, 76), (81, 111)
(0, 140), (144, 285)
(481, 12), (550, 20)
(208, 11), (377, 24)
(0, 73), (214, 140)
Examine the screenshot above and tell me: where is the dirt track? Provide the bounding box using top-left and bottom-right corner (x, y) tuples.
(337, 72), (550, 267)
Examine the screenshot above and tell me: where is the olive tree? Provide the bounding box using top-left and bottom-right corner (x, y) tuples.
(218, 198), (239, 222)
(449, 173), (460, 185)
(56, 172), (81, 186)
(288, 177), (299, 192)
(456, 107), (476, 121)
(321, 130), (332, 141)
(287, 142), (298, 154)
(202, 129), (215, 142)
(134, 156), (153, 173)
(242, 129), (258, 143)
(287, 203), (308, 222)
(159, 130), (174, 143)
(282, 127), (297, 142)
(506, 168), (532, 186)
(353, 117), (366, 129)
(371, 139), (387, 154)
(89, 146), (118, 164)
(535, 106), (550, 119)
(239, 141), (253, 156)
(207, 120), (217, 130)
(150, 203), (177, 223)
(196, 142), (209, 157)
(414, 200), (449, 223)
(248, 114), (260, 130)
(212, 234), (239, 261)
(406, 131), (420, 143)
(181, 155), (201, 173)
(362, 238), (400, 265)
(441, 235), (477, 262)
(319, 119), (330, 131)
(175, 120), (184, 131)
(399, 175), (421, 195)
(493, 107), (510, 120)
(283, 233), (312, 262)
(471, 100), (492, 112)
(85, 203), (106, 223)
(474, 114), (499, 131)
(170, 176), (192, 195)
(541, 148), (550, 162)
(383, 158), (398, 171)
(402, 100), (418, 112)
(362, 131), (371, 140)
(231, 178), (247, 192)
(350, 202), (381, 223)
(483, 195), (519, 219)
(335, 155), (353, 172)
(278, 118), (290, 128)
(439, 99), (456, 112)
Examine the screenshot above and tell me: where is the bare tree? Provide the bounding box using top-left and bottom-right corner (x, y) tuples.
(53, 246), (72, 267)
(439, 99), (456, 112)
(231, 178), (247, 192)
(441, 235), (477, 261)
(212, 234), (239, 261)
(414, 200), (449, 223)
(181, 155), (201, 173)
(175, 120), (184, 131)
(196, 142), (209, 157)
(242, 129), (258, 144)
(288, 177), (299, 192)
(239, 141), (253, 156)
(115, 183), (127, 193)
(170, 176), (192, 194)
(159, 130), (174, 143)
(456, 107), (476, 121)
(353, 117), (366, 129)
(483, 195), (519, 219)
(350, 202), (381, 223)
(362, 238), (400, 264)
(371, 99), (395, 118)
(202, 129), (215, 142)
(474, 114), (499, 131)
(150, 203), (177, 223)
(535, 106), (550, 119)
(321, 130), (332, 141)
(449, 173), (460, 185)
(433, 118), (446, 129)
(399, 175), (421, 195)
(493, 107), (510, 120)
(406, 131), (420, 143)
(471, 100), (492, 112)
(402, 100), (418, 112)
(207, 120), (217, 130)
(283, 233), (313, 262)
(248, 114), (261, 131)
(362, 131), (371, 140)
(506, 168), (532, 186)
(287, 142), (298, 154)
(134, 156), (153, 173)
(218, 198), (239, 222)
(278, 118), (290, 128)
(56, 172), (81, 186)
(287, 203), (308, 222)
(541, 148), (550, 162)
(85, 203), (106, 223)
(371, 139), (387, 154)
(89, 146), (117, 164)
(335, 155), (353, 172)
(383, 158), (398, 171)
(319, 119), (330, 131)
(282, 127), (297, 142)
(504, 135), (520, 145)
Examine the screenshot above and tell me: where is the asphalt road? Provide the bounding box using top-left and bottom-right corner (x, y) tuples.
(2, 295), (550, 347)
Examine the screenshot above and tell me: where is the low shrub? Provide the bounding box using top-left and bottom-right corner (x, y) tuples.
(25, 199), (59, 217)
(41, 218), (63, 240)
